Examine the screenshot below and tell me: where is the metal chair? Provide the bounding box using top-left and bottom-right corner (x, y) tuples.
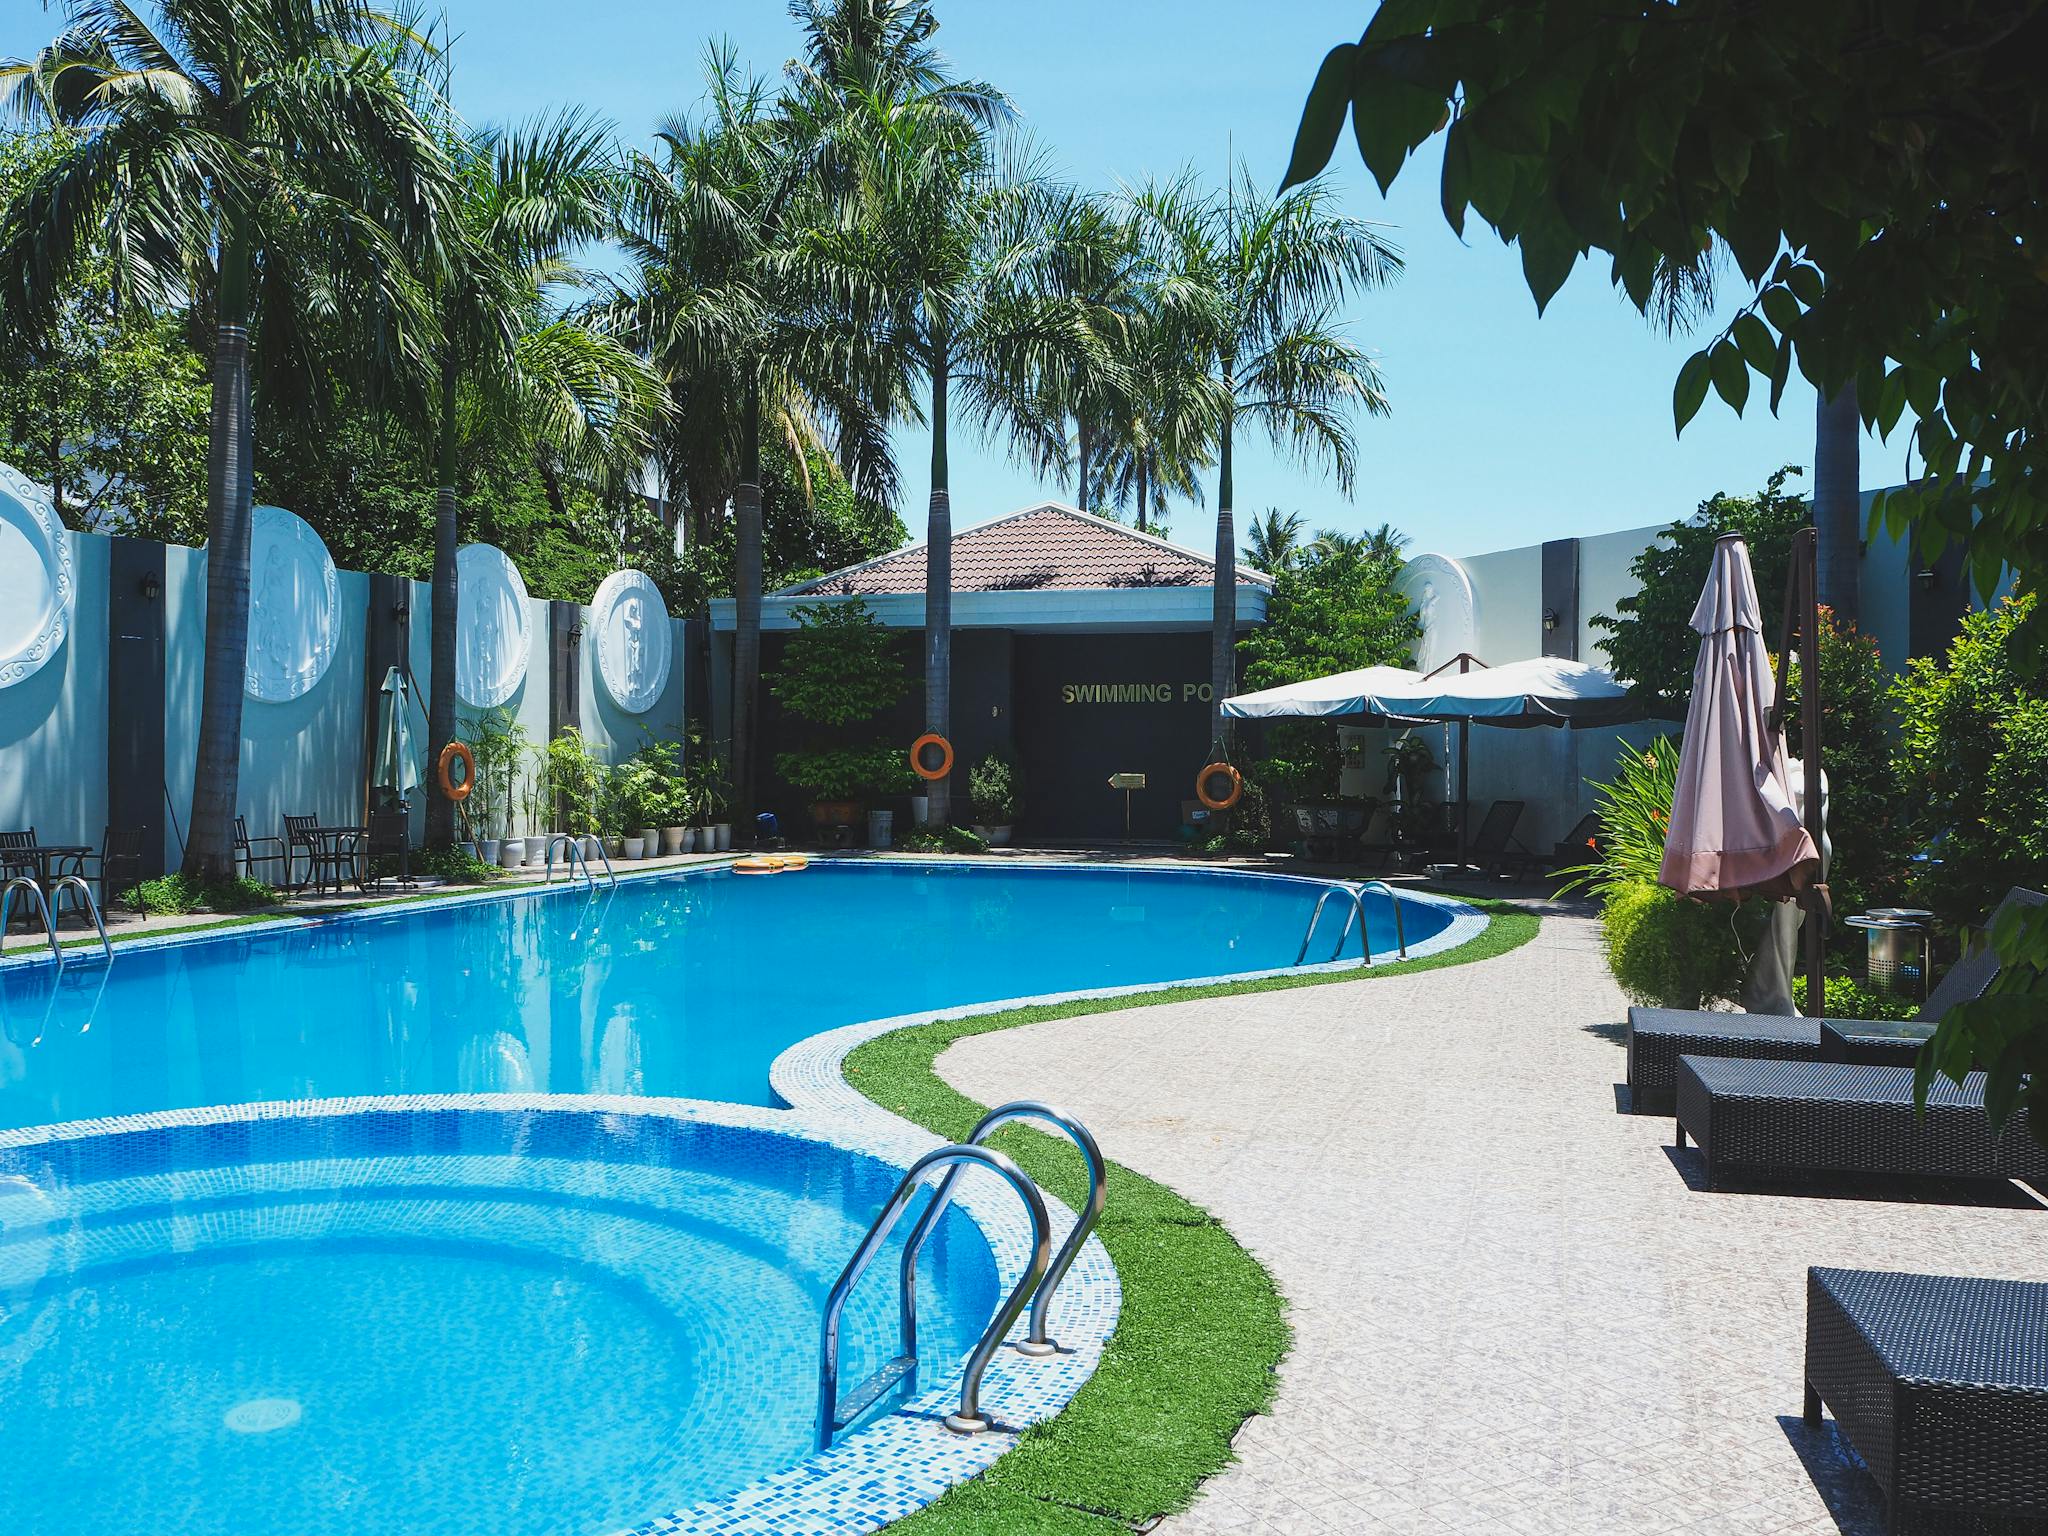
(233, 816), (288, 885)
(360, 809), (414, 891)
(282, 813), (321, 892)
(74, 826), (146, 911)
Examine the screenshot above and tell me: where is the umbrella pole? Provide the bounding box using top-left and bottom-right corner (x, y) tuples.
(1456, 716), (1470, 872)
(1795, 527), (1827, 1017)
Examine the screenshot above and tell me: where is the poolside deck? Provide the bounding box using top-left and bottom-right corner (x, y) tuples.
(937, 896), (2048, 1535)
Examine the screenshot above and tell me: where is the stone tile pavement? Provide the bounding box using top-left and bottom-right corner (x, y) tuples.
(937, 899), (2048, 1535)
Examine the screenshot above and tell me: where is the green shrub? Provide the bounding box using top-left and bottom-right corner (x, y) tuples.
(1558, 736), (1679, 898)
(411, 845), (501, 884)
(967, 753), (1020, 825)
(1791, 973), (1920, 1022)
(1599, 879), (1745, 1009)
(121, 872), (278, 916)
(775, 745), (916, 802)
(894, 825), (990, 855)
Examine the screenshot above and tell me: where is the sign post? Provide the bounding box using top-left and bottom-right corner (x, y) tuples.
(1107, 772), (1146, 840)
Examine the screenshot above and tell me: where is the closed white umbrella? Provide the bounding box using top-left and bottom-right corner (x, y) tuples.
(372, 666), (421, 805)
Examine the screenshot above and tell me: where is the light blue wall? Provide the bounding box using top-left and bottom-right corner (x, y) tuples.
(581, 614), (689, 768)
(237, 569), (368, 847)
(0, 530), (108, 850)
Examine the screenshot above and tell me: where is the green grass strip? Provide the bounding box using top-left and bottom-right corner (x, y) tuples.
(851, 900), (1537, 1533)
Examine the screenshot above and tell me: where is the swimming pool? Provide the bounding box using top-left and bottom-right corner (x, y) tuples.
(0, 1108), (999, 1536)
(0, 861), (1458, 1132)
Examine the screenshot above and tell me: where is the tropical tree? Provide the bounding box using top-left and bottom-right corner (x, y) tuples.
(614, 45), (903, 840)
(1242, 508), (1305, 573)
(1129, 167), (1400, 746)
(1092, 295), (1219, 536)
(417, 109), (661, 847)
(1, 0), (452, 878)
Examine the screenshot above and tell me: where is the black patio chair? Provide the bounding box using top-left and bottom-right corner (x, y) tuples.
(282, 813), (321, 891)
(74, 826), (146, 911)
(1468, 799), (1530, 876)
(0, 828), (35, 885)
(360, 809), (414, 892)
(233, 816), (288, 885)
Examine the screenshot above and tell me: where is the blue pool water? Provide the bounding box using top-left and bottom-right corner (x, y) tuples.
(0, 862), (1444, 1131)
(0, 1111), (997, 1535)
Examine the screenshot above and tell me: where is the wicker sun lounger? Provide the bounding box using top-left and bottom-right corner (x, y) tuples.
(1624, 886), (2047, 1115)
(1806, 1266), (2048, 1534)
(1673, 1057), (2048, 1190)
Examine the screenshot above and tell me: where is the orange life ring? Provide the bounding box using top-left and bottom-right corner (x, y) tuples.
(437, 741), (475, 801)
(1196, 761), (1243, 812)
(910, 733), (954, 783)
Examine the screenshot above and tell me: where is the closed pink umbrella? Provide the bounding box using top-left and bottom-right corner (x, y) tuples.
(1659, 534), (1819, 899)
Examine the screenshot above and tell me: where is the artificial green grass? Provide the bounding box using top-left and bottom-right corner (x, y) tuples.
(852, 900), (1536, 1534)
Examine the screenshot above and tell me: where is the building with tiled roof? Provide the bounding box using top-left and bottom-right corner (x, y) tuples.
(707, 503), (1270, 840)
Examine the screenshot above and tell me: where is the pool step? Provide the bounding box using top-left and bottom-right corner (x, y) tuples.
(830, 1354), (916, 1432)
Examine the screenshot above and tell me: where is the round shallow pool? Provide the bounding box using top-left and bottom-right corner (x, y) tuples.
(0, 861), (1461, 1129)
(0, 1110), (998, 1535)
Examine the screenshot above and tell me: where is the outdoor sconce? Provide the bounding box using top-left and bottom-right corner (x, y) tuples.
(1914, 567), (1939, 590)
(139, 572), (162, 601)
(1542, 608), (1560, 632)
(391, 599), (409, 621)
(568, 623), (585, 646)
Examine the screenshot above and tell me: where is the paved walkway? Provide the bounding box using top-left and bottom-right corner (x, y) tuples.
(938, 901), (2048, 1535)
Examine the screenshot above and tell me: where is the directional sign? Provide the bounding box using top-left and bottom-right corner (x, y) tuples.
(1107, 772), (1147, 790)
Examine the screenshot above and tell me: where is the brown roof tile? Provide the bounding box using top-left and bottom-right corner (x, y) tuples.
(785, 504), (1271, 597)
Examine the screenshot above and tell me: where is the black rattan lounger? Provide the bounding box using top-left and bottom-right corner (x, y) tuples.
(1806, 1266), (2048, 1534)
(1673, 1057), (2048, 1190)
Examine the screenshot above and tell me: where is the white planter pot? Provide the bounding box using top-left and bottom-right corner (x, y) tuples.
(636, 828), (659, 856)
(713, 824), (732, 851)
(661, 826), (686, 855)
(972, 825), (1014, 847)
(679, 828), (699, 854)
(479, 839), (501, 866)
(909, 796), (931, 827)
(868, 809), (895, 850)
(579, 835), (600, 861)
(500, 839), (526, 869)
(622, 836), (646, 860)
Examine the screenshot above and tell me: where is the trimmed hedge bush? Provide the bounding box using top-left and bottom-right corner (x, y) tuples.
(1599, 879), (1745, 1009)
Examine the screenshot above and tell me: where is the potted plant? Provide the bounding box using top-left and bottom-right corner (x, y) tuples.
(767, 599), (911, 834)
(700, 765), (733, 851)
(464, 709), (529, 868)
(968, 753), (1020, 845)
(547, 728), (604, 863)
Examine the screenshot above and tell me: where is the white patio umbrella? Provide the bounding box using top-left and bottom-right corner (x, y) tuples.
(372, 666), (422, 806)
(1222, 653), (1645, 868)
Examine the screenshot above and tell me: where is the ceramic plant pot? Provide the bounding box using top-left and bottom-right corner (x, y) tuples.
(661, 827), (685, 855)
(479, 839), (501, 866)
(500, 839), (526, 869)
(622, 836), (646, 860)
(713, 824), (732, 851)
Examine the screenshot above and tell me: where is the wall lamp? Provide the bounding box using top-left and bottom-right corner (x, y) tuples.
(391, 598), (410, 621)
(139, 572), (162, 601)
(1914, 567), (1939, 590)
(1542, 607), (1560, 632)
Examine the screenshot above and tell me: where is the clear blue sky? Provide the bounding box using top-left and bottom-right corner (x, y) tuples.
(7, 1), (1858, 558)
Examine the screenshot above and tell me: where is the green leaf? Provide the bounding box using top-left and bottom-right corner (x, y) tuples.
(1709, 340), (1750, 414)
(1673, 350), (1711, 434)
(1786, 263), (1823, 306)
(1732, 313), (1776, 373)
(1438, 118), (1472, 237)
(1768, 334), (1793, 415)
(1760, 284), (1802, 335)
(1282, 43), (1360, 191)
(1350, 40), (1451, 195)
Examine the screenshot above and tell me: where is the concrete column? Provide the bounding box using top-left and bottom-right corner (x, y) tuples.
(106, 536), (168, 878)
(549, 600), (581, 740)
(1541, 538), (1580, 660)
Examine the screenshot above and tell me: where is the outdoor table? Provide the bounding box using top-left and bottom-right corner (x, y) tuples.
(298, 826), (366, 896)
(1819, 1016), (1934, 1068)
(1, 846), (90, 932)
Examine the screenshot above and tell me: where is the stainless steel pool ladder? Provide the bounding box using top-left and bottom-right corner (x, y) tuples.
(1296, 880), (1407, 966)
(45, 876), (112, 962)
(818, 1143), (1052, 1449)
(900, 1102), (1105, 1359)
(543, 833), (616, 887)
(0, 877), (64, 967)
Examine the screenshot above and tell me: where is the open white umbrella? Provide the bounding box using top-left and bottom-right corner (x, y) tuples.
(1658, 535), (1818, 899)
(1215, 664), (1421, 719)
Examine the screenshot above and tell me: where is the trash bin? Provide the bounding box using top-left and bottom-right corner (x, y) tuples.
(1847, 909), (1933, 1001)
(868, 809), (894, 850)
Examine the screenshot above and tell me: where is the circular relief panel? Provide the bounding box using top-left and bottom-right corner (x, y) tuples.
(0, 462), (75, 690)
(456, 543), (531, 708)
(244, 505), (341, 703)
(1399, 553), (1479, 674)
(591, 569), (672, 714)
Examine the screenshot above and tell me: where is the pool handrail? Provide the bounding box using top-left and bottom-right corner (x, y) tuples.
(899, 1101), (1104, 1358)
(0, 877), (63, 968)
(818, 1142), (1051, 1448)
(1297, 880), (1409, 966)
(543, 833), (615, 887)
(45, 875), (112, 962)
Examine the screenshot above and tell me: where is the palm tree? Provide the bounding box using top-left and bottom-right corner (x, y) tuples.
(1094, 299), (1219, 535)
(613, 46), (902, 841)
(1, 1), (451, 877)
(1243, 508), (1305, 573)
(418, 110), (661, 848)
(1131, 167), (1401, 745)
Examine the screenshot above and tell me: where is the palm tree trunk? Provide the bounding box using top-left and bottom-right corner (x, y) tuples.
(181, 227), (256, 880)
(1210, 395), (1236, 749)
(1076, 413), (1091, 512)
(1135, 456), (1148, 536)
(1814, 383), (1860, 623)
(732, 384), (764, 844)
(925, 336), (954, 826)
(426, 349), (462, 849)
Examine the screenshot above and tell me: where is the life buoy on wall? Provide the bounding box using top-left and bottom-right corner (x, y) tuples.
(437, 740), (476, 802)
(1196, 761), (1243, 812)
(910, 733), (954, 783)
